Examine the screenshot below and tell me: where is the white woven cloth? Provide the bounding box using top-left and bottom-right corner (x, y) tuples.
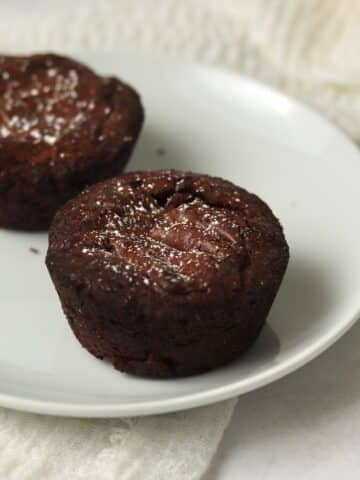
(0, 1), (358, 479)
(2, 0), (360, 141)
(0, 400), (235, 480)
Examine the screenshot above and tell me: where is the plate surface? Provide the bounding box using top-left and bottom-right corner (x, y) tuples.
(1, 54), (360, 417)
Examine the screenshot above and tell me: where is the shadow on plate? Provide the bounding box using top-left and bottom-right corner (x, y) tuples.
(268, 252), (339, 345)
(243, 252), (337, 367)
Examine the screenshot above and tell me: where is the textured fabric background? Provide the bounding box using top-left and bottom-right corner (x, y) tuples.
(0, 399), (236, 480)
(2, 0), (359, 141)
(0, 1), (358, 479)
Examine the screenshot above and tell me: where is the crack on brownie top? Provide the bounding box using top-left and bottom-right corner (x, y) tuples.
(0, 54), (119, 152)
(50, 170), (286, 299)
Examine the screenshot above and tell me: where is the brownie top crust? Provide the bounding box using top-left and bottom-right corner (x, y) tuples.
(0, 53), (139, 151)
(48, 169), (289, 305)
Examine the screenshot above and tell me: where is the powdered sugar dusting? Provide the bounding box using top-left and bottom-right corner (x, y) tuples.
(0, 56), (105, 147)
(76, 172), (256, 295)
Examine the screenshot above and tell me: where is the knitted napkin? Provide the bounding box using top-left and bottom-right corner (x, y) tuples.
(0, 1), (358, 479)
(0, 401), (235, 480)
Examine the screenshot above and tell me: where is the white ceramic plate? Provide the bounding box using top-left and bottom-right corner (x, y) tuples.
(1, 54), (360, 418)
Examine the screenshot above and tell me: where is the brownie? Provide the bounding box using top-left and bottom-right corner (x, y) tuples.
(46, 170), (289, 378)
(0, 53), (143, 230)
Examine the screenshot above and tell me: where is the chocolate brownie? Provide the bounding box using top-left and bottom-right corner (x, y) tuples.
(0, 53), (143, 230)
(46, 170), (289, 378)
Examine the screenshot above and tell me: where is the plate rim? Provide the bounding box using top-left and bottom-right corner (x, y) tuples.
(1, 52), (359, 417)
(0, 309), (359, 417)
